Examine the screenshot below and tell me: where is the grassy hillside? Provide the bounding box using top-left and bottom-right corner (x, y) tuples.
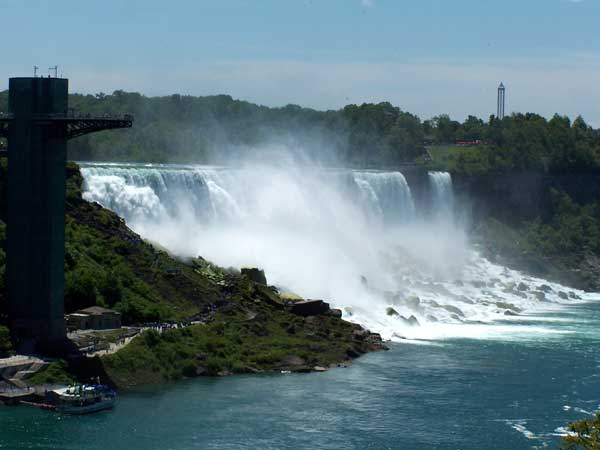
(0, 158), (385, 382)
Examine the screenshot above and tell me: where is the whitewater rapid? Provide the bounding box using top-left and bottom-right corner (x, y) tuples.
(80, 163), (594, 342)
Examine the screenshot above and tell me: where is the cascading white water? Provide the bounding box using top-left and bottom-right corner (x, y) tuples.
(428, 171), (454, 221)
(81, 162), (592, 342)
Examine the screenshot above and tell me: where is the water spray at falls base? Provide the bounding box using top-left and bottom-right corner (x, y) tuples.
(81, 163), (589, 342)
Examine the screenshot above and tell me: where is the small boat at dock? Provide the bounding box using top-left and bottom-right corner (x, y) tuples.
(46, 384), (116, 414)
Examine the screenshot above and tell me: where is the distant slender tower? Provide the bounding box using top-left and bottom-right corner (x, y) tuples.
(497, 82), (506, 119)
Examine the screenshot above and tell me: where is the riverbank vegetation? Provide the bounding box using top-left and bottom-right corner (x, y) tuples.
(559, 414), (600, 450)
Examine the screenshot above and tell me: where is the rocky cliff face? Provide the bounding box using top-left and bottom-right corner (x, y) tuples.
(453, 171), (600, 224)
(453, 170), (600, 291)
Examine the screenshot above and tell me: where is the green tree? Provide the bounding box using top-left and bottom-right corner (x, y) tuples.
(559, 414), (600, 450)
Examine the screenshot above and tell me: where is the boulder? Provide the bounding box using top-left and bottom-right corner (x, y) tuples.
(533, 291), (546, 301)
(386, 307), (399, 317)
(440, 304), (465, 317)
(290, 299), (330, 317)
(538, 284), (553, 293)
(568, 291), (581, 300)
(517, 282), (529, 291)
(495, 302), (522, 313)
(241, 267), (267, 285)
(346, 348), (361, 359)
(558, 291), (569, 300)
(326, 308), (343, 318)
(352, 328), (370, 341)
(400, 315), (420, 327)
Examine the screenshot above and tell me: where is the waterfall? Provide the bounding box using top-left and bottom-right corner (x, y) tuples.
(428, 171), (454, 221)
(80, 163), (589, 342)
(353, 171), (415, 224)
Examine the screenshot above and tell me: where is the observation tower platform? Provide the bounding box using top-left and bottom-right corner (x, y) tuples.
(1, 76), (133, 353)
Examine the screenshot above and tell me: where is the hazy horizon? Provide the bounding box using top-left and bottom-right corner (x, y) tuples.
(1, 0), (599, 126)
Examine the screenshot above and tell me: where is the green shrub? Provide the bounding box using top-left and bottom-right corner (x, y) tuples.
(27, 360), (76, 386)
(559, 413), (600, 450)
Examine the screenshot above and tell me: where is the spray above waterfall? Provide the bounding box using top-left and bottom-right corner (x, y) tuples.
(81, 162), (588, 341)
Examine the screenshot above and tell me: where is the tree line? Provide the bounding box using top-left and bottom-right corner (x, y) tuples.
(1, 89), (599, 173)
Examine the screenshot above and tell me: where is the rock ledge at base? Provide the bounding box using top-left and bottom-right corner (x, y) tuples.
(290, 299), (330, 317)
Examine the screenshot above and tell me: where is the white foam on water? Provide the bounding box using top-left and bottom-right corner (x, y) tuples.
(80, 162), (595, 342)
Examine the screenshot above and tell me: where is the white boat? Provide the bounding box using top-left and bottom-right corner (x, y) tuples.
(47, 384), (116, 414)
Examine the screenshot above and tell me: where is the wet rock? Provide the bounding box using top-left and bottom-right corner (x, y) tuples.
(352, 328), (369, 341)
(366, 332), (388, 351)
(457, 295), (474, 305)
(400, 315), (420, 327)
(533, 291), (546, 301)
(504, 288), (527, 299)
(346, 348), (361, 358)
(568, 291), (582, 300)
(241, 267), (267, 285)
(441, 304), (465, 317)
(290, 299), (330, 316)
(386, 307), (399, 317)
(538, 284), (553, 293)
(558, 291), (569, 300)
(326, 308), (343, 318)
(426, 315), (439, 323)
(495, 302), (522, 313)
(504, 310), (519, 316)
(517, 282), (529, 291)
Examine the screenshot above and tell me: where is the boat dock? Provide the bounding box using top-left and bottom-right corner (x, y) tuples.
(0, 387), (37, 406)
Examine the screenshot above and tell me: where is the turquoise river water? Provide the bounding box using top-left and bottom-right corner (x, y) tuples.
(1, 301), (599, 450)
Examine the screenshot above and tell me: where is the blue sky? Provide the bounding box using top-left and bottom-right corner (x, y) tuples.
(1, 0), (599, 124)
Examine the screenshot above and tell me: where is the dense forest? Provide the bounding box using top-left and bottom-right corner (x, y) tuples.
(428, 114), (600, 175)
(2, 89), (599, 173)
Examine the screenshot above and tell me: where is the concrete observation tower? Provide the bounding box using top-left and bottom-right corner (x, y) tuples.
(497, 82), (506, 120)
(0, 76), (133, 352)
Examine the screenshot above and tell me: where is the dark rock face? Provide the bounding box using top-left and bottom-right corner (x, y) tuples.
(241, 268), (267, 285)
(290, 300), (330, 317)
(454, 172), (600, 224)
(326, 308), (343, 318)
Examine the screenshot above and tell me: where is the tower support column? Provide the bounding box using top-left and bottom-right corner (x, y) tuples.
(6, 77), (68, 350)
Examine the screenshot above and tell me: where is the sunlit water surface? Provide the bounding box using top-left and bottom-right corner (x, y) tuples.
(1, 301), (599, 450)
